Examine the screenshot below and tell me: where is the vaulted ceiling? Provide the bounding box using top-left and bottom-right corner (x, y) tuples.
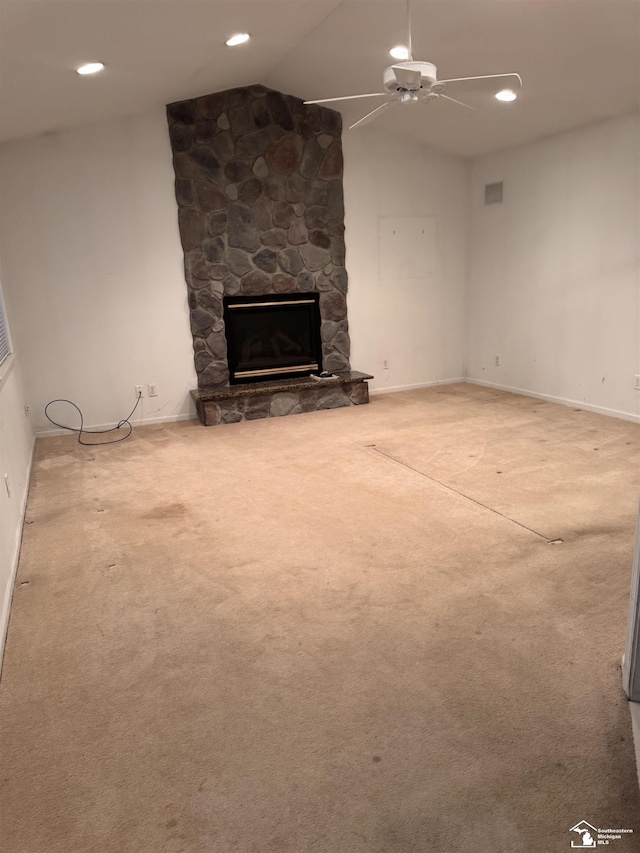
(1, 0), (638, 157)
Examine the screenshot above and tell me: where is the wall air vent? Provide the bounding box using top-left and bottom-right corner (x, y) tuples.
(484, 182), (503, 205)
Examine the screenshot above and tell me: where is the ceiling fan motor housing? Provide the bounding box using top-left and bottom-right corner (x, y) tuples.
(383, 61), (438, 94)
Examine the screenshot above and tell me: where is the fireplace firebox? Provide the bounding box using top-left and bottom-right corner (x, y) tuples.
(223, 293), (323, 384)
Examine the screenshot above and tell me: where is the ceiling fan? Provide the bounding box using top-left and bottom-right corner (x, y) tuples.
(304, 0), (522, 129)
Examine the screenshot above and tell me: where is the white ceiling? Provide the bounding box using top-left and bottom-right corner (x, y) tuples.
(1, 0), (638, 158)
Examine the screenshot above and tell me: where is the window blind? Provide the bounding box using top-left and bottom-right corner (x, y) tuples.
(0, 291), (11, 366)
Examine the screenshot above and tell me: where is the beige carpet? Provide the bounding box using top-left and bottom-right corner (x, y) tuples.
(1, 383), (639, 852)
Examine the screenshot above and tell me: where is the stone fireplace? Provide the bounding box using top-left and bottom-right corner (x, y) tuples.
(166, 83), (371, 424)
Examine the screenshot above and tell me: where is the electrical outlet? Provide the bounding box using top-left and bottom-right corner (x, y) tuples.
(148, 383), (158, 397)
(634, 375), (640, 391)
(4, 474), (10, 498)
(24, 405), (30, 416)
(383, 359), (389, 370)
(134, 385), (145, 398)
(495, 354), (501, 367)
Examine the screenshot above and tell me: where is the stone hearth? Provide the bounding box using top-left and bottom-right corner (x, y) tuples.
(167, 83), (353, 412)
(191, 371), (372, 426)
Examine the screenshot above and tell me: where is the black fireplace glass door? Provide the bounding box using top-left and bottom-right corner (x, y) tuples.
(224, 293), (322, 383)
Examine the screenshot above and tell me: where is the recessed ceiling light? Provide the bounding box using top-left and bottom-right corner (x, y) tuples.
(76, 62), (105, 76)
(495, 88), (517, 102)
(225, 33), (250, 47)
(389, 45), (409, 60)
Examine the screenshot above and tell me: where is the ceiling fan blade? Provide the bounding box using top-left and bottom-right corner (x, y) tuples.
(392, 65), (422, 88)
(437, 72), (523, 94)
(349, 101), (396, 130)
(304, 92), (388, 105)
(438, 93), (477, 111)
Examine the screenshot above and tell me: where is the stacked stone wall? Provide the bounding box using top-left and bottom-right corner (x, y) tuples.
(167, 84), (351, 387)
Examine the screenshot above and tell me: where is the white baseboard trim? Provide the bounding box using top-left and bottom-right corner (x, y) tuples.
(465, 379), (640, 424)
(35, 411), (197, 439)
(0, 433), (36, 675)
(370, 377), (465, 396)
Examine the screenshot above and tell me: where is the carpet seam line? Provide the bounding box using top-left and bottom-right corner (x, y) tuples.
(367, 445), (551, 542)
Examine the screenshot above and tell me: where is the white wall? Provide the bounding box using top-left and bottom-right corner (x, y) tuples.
(0, 346), (35, 666)
(2, 106), (636, 428)
(343, 130), (467, 392)
(0, 110), (196, 435)
(466, 114), (640, 420)
(0, 112), (469, 430)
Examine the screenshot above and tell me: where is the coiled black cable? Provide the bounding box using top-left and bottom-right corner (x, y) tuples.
(44, 394), (142, 446)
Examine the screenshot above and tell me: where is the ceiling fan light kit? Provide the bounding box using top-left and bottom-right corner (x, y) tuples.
(383, 61), (437, 93)
(304, 1), (522, 130)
